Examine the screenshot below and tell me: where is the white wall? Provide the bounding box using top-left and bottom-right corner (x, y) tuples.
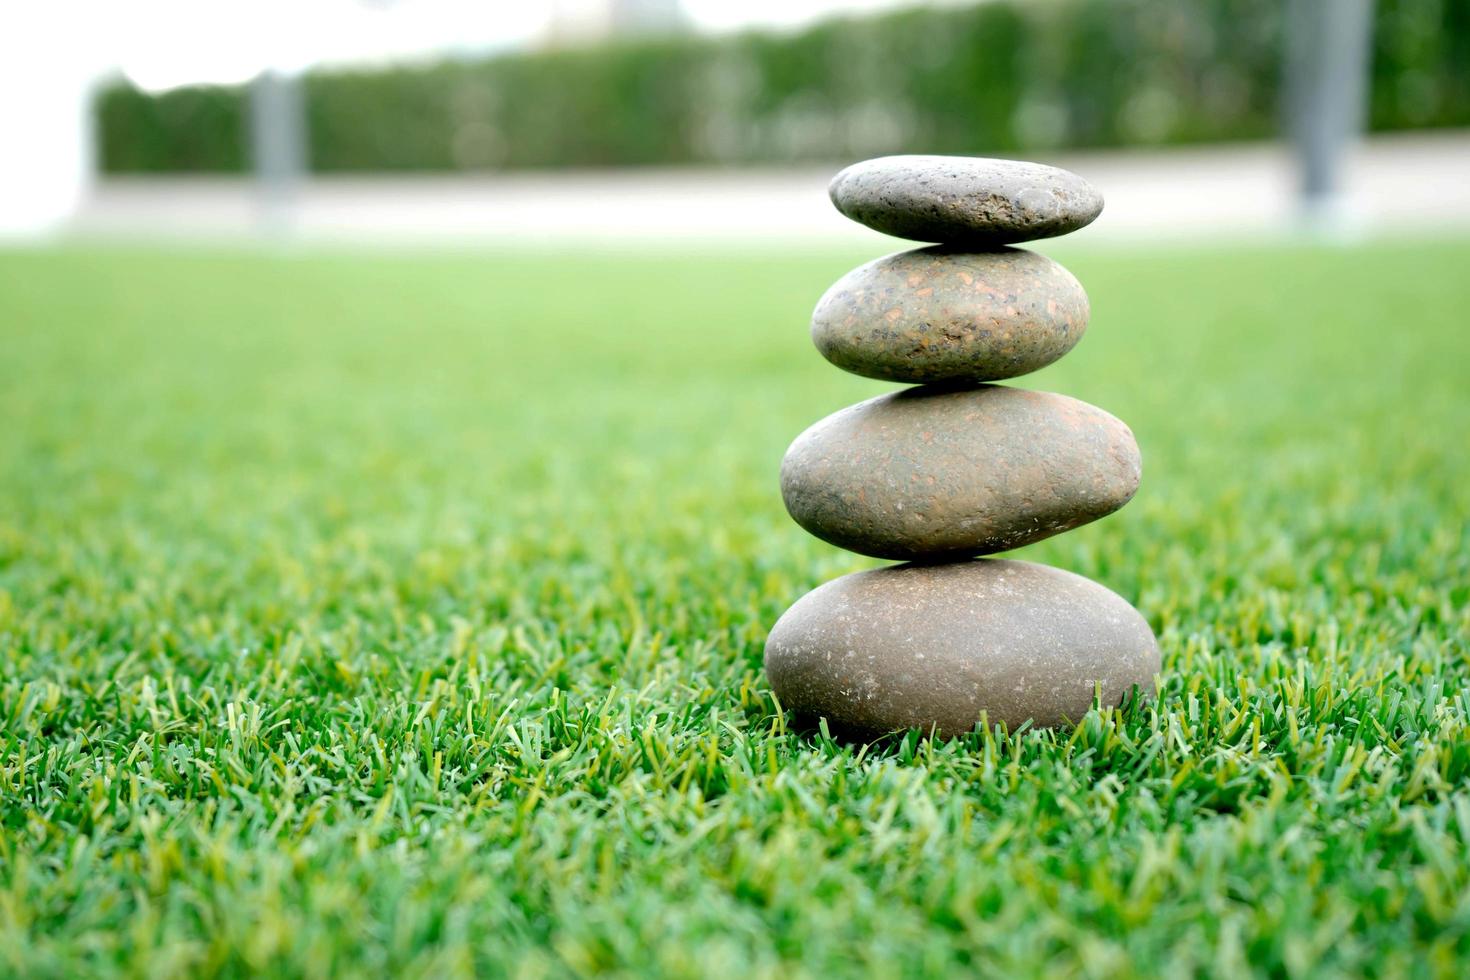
(0, 5), (98, 239)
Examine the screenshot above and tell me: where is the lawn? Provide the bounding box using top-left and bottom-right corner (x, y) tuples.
(1, 237), (1468, 977)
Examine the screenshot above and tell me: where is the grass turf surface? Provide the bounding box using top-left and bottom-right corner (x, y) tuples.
(1, 238), (1468, 977)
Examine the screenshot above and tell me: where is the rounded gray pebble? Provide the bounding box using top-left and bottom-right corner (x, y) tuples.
(780, 384), (1141, 561)
(811, 246), (1088, 383)
(764, 559), (1159, 737)
(829, 155), (1104, 245)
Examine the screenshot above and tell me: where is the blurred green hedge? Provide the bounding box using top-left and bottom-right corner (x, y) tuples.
(97, 0), (1470, 173)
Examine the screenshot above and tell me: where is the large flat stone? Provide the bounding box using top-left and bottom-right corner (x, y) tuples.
(764, 559), (1159, 737)
(780, 385), (1141, 561)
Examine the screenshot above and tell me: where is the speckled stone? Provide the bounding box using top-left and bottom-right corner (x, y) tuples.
(829, 155), (1104, 246)
(811, 246), (1088, 383)
(780, 385), (1140, 561)
(765, 559), (1158, 736)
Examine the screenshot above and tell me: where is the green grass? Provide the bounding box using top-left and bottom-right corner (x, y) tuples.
(1, 237), (1468, 978)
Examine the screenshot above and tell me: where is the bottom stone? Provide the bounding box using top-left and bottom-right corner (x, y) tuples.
(764, 559), (1159, 738)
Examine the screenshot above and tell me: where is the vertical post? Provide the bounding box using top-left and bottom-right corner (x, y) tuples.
(248, 69), (308, 236)
(1284, 0), (1375, 234)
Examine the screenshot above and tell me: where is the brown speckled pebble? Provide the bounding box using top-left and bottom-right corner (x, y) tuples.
(764, 559), (1159, 737)
(829, 155), (1103, 245)
(780, 385), (1140, 561)
(812, 246), (1088, 383)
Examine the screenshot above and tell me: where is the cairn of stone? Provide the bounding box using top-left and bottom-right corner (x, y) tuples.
(765, 155), (1160, 739)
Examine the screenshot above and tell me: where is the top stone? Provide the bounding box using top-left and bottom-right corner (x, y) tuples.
(829, 155), (1104, 246)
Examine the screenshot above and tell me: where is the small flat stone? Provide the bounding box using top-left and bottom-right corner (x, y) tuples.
(811, 246), (1088, 383)
(829, 155), (1104, 245)
(765, 559), (1159, 737)
(780, 385), (1140, 560)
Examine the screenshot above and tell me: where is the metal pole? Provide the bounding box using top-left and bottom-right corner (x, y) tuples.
(248, 69), (308, 236)
(1285, 0), (1375, 234)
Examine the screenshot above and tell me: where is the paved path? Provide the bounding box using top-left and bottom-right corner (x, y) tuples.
(72, 131), (1470, 247)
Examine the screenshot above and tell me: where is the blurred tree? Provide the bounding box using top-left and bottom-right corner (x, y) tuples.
(95, 0), (1469, 174)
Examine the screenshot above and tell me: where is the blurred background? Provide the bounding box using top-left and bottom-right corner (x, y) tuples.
(4, 8), (1470, 972)
(4, 0), (1467, 244)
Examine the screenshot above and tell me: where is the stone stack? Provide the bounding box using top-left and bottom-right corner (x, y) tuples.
(765, 155), (1159, 739)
